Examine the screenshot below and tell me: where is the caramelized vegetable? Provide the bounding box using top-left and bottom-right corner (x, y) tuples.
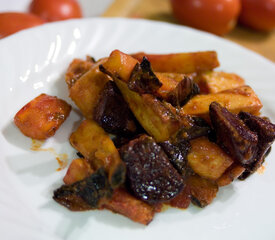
(14, 93), (71, 140)
(69, 59), (111, 119)
(159, 139), (191, 177)
(187, 175), (218, 208)
(70, 120), (126, 188)
(119, 135), (184, 204)
(166, 76), (200, 107)
(210, 102), (258, 165)
(196, 71), (245, 94)
(115, 80), (181, 142)
(63, 158), (94, 185)
(238, 112), (275, 179)
(168, 185), (191, 209)
(181, 85), (262, 119)
(103, 188), (155, 225)
(65, 57), (95, 88)
(217, 164), (245, 187)
(187, 137), (233, 180)
(128, 57), (162, 94)
(131, 51), (220, 73)
(53, 168), (112, 211)
(93, 81), (137, 135)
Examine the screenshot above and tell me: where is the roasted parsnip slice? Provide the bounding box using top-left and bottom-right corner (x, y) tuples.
(131, 51), (220, 73)
(70, 120), (126, 188)
(181, 85), (262, 118)
(115, 80), (181, 142)
(196, 71), (245, 94)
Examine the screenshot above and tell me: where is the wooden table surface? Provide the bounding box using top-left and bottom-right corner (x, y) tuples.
(103, 0), (275, 62)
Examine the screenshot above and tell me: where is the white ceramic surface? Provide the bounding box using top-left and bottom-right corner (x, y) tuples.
(0, 18), (275, 240)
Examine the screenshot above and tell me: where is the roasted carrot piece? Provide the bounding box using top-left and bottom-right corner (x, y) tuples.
(14, 93), (71, 140)
(70, 120), (125, 188)
(196, 71), (245, 94)
(181, 85), (262, 119)
(131, 51), (220, 73)
(188, 137), (233, 180)
(69, 59), (111, 119)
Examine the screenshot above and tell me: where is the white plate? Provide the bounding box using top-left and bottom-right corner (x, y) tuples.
(1, 18), (275, 240)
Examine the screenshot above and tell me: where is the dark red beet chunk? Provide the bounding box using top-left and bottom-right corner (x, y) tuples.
(238, 112), (275, 179)
(93, 81), (137, 136)
(119, 135), (184, 204)
(209, 102), (258, 165)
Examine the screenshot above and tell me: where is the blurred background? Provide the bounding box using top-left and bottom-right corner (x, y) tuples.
(0, 0), (274, 62)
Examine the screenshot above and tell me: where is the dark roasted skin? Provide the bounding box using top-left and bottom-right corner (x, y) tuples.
(128, 57), (162, 95)
(176, 116), (211, 141)
(209, 102), (258, 165)
(93, 81), (137, 135)
(159, 140), (191, 177)
(166, 76), (200, 107)
(53, 168), (112, 211)
(119, 135), (184, 204)
(238, 112), (275, 179)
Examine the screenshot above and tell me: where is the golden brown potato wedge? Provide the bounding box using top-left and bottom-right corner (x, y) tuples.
(196, 71), (245, 94)
(131, 51), (220, 73)
(70, 120), (125, 188)
(187, 175), (218, 208)
(65, 57), (95, 88)
(181, 85), (262, 119)
(115, 80), (181, 142)
(187, 137), (233, 180)
(217, 164), (245, 187)
(69, 59), (111, 119)
(14, 93), (71, 140)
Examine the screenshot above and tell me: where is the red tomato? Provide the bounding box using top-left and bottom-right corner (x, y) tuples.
(29, 0), (82, 22)
(239, 0), (275, 31)
(0, 12), (44, 39)
(170, 0), (241, 35)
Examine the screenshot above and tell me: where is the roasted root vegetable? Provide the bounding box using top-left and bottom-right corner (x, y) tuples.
(210, 102), (258, 165)
(103, 188), (155, 225)
(14, 93), (71, 140)
(93, 81), (137, 135)
(131, 51), (220, 73)
(69, 59), (111, 119)
(217, 164), (245, 187)
(53, 168), (112, 211)
(196, 71), (245, 94)
(65, 56), (95, 88)
(168, 185), (191, 209)
(181, 85), (262, 119)
(187, 137), (233, 180)
(115, 80), (181, 142)
(187, 175), (218, 208)
(63, 158), (155, 225)
(70, 120), (126, 188)
(119, 135), (184, 204)
(63, 158), (94, 185)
